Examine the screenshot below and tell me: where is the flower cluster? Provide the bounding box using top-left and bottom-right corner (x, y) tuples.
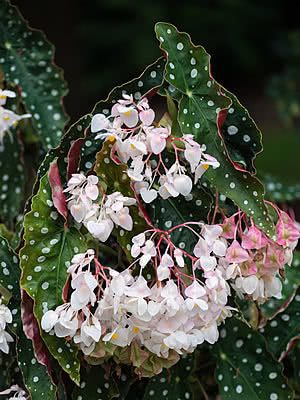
(223, 209), (300, 302)
(91, 94), (219, 203)
(41, 208), (300, 368)
(41, 245), (233, 361)
(0, 385), (27, 400)
(0, 300), (14, 354)
(64, 174), (136, 242)
(0, 89), (31, 143)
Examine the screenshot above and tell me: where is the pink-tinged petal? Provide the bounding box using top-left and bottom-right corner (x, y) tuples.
(199, 255), (217, 271)
(194, 237), (210, 258)
(241, 226), (268, 250)
(111, 103), (120, 116)
(157, 264), (171, 281)
(149, 134), (166, 154)
(49, 161), (68, 220)
(70, 203), (86, 223)
(276, 217), (300, 247)
(85, 184), (99, 200)
(119, 107), (139, 128)
(185, 280), (206, 298)
(140, 109), (155, 126)
(225, 240), (250, 263)
(221, 216), (236, 239)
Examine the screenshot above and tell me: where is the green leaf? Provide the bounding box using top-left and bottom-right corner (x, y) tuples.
(263, 174), (300, 203)
(261, 291), (300, 360)
(71, 366), (119, 400)
(143, 354), (195, 400)
(0, 0), (68, 149)
(92, 57), (166, 115)
(17, 333), (56, 400)
(261, 252), (300, 319)
(215, 318), (292, 400)
(94, 140), (148, 259)
(155, 22), (274, 237)
(0, 236), (56, 399)
(0, 133), (25, 227)
(221, 88), (263, 173)
(20, 171), (86, 384)
(0, 235), (20, 323)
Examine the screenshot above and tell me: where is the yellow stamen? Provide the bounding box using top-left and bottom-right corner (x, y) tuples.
(0, 95), (6, 99)
(124, 110), (132, 117)
(133, 326), (140, 334)
(3, 116), (10, 121)
(112, 333), (119, 340)
(203, 164), (209, 170)
(107, 135), (115, 142)
(130, 143), (136, 150)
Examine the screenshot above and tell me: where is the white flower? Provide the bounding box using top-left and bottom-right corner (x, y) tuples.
(139, 240), (157, 268)
(114, 105), (139, 128)
(41, 310), (59, 332)
(173, 174), (193, 196)
(53, 306), (79, 338)
(174, 248), (184, 267)
(91, 113), (110, 133)
(0, 89), (16, 105)
(0, 384), (27, 400)
(74, 315), (102, 355)
(70, 272), (98, 310)
(0, 107), (31, 142)
(0, 303), (14, 354)
(110, 206), (133, 231)
(131, 232), (146, 258)
(185, 281), (208, 311)
(86, 218), (114, 242)
(157, 253), (174, 281)
(146, 126), (170, 154)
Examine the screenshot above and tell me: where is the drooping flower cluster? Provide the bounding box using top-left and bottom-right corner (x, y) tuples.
(64, 174), (136, 242)
(41, 242), (233, 361)
(0, 300), (14, 354)
(91, 94), (219, 203)
(222, 209), (300, 302)
(41, 207), (300, 368)
(0, 385), (27, 400)
(0, 88), (31, 143)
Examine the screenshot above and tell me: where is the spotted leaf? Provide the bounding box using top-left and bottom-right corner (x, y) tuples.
(0, 132), (25, 228)
(71, 366), (119, 400)
(221, 88), (263, 173)
(0, 236), (56, 399)
(261, 291), (300, 360)
(0, 0), (68, 149)
(143, 354), (195, 400)
(264, 174), (300, 203)
(20, 172), (86, 384)
(17, 333), (56, 400)
(155, 22), (274, 236)
(215, 318), (292, 400)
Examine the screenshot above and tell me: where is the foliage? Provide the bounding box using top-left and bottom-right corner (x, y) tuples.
(0, 3), (299, 400)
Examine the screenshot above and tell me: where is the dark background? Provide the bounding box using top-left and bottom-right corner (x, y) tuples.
(13, 0), (300, 181)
